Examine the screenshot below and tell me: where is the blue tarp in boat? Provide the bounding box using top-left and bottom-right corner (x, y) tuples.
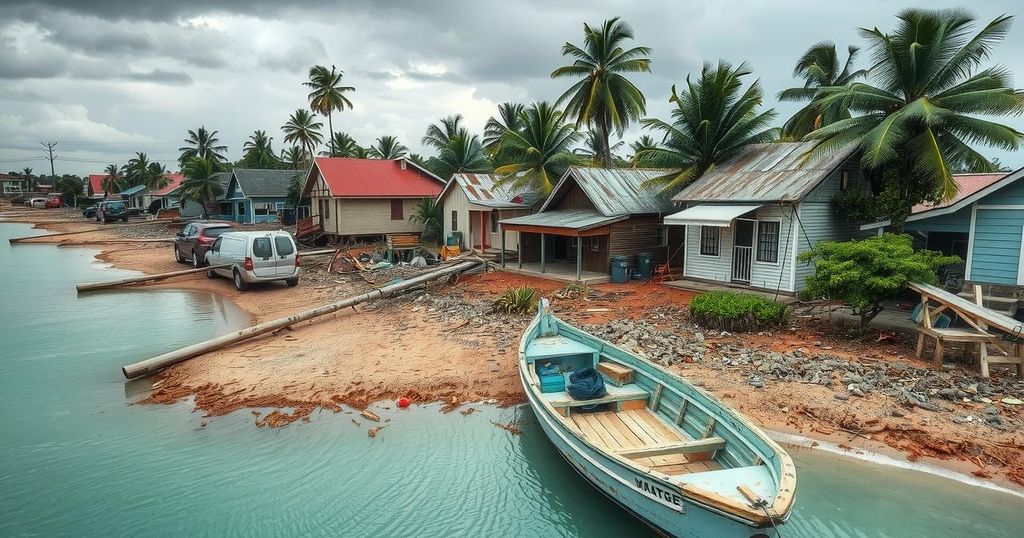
(566, 367), (607, 400)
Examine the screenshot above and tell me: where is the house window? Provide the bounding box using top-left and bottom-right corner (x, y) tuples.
(254, 202), (273, 216)
(275, 202), (285, 210)
(840, 170), (850, 191)
(451, 210), (458, 231)
(319, 199), (330, 220)
(699, 226), (720, 256)
(590, 236), (600, 252)
(390, 199), (404, 220)
(570, 237), (579, 249)
(655, 226), (668, 247)
(490, 211), (499, 233)
(756, 221), (780, 263)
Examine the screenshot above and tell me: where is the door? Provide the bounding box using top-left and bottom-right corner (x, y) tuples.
(732, 220), (754, 283)
(272, 235), (297, 276)
(250, 235), (277, 278)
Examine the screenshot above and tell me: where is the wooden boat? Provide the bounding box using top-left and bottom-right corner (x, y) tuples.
(519, 300), (796, 537)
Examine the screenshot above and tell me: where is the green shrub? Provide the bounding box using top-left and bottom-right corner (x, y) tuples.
(689, 291), (787, 332)
(493, 286), (539, 314)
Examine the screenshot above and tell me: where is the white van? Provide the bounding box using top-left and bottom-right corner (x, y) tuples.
(205, 231), (300, 291)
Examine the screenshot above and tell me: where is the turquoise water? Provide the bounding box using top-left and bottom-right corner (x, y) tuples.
(1, 221), (1023, 537)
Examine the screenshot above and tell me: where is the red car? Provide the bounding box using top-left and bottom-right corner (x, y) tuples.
(45, 197), (63, 208)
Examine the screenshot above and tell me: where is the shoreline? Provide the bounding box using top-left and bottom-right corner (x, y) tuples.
(2, 207), (1022, 493)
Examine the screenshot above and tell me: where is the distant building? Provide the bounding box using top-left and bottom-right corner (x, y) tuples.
(1, 173), (26, 197)
(302, 158), (445, 241)
(219, 169), (300, 224)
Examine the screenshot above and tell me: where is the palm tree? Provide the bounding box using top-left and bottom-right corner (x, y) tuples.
(179, 157), (225, 219)
(240, 130), (280, 169)
(124, 152), (167, 190)
(304, 65), (355, 155)
(805, 9), (1024, 229)
(280, 146), (308, 170)
(178, 126), (228, 167)
(628, 135), (660, 167)
(425, 129), (492, 180)
(494, 101), (581, 195)
(778, 43), (867, 139)
(574, 130), (625, 166)
(17, 167), (34, 190)
(422, 115), (464, 151)
(369, 136), (408, 159)
(282, 109), (324, 160)
(409, 197), (444, 242)
(319, 132), (362, 157)
(101, 163), (125, 197)
(484, 102), (525, 152)
(551, 17), (651, 167)
(638, 60), (778, 196)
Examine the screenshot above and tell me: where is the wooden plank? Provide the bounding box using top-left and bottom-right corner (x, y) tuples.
(596, 361), (634, 386)
(675, 399), (689, 426)
(622, 410), (668, 443)
(618, 399), (647, 411)
(649, 383), (664, 411)
(910, 282), (1024, 335)
(614, 438), (726, 459)
(702, 417), (717, 439)
(578, 414), (623, 449)
(594, 413), (644, 449)
(617, 411), (660, 445)
(632, 409), (683, 443)
(571, 414), (605, 446)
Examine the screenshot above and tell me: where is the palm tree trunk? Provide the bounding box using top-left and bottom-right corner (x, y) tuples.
(599, 115), (613, 168)
(328, 112), (335, 157)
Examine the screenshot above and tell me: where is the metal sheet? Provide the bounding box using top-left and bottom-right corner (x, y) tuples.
(672, 142), (856, 203)
(449, 173), (536, 208)
(500, 209), (625, 231)
(664, 204), (763, 227)
(542, 167), (673, 216)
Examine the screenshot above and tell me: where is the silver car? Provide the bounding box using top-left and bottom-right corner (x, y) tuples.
(205, 231), (301, 291)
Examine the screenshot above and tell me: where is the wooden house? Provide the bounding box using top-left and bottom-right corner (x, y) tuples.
(436, 173), (539, 253)
(500, 167), (683, 281)
(861, 168), (1024, 286)
(665, 141), (866, 294)
(302, 158), (445, 241)
(218, 169), (300, 224)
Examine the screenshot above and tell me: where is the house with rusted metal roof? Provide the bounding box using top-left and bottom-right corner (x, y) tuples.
(436, 173), (539, 253)
(499, 167), (683, 283)
(301, 157), (445, 241)
(664, 141), (865, 293)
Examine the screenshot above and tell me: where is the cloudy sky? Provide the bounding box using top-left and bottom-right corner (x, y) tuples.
(2, 0), (1023, 176)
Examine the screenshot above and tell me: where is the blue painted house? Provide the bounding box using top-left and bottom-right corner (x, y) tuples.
(862, 168), (1024, 285)
(219, 169), (301, 224)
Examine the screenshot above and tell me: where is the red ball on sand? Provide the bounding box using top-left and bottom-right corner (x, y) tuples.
(397, 397), (410, 408)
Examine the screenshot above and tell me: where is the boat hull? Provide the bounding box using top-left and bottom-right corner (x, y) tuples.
(522, 368), (766, 538)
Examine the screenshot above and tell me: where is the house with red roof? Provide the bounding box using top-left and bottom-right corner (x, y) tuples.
(301, 158), (445, 240)
(86, 174), (108, 198)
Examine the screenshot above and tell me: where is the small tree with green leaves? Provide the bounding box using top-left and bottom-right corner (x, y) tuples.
(798, 234), (960, 329)
(410, 196), (444, 243)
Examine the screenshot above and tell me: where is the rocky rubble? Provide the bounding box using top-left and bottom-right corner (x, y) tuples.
(585, 317), (1024, 431)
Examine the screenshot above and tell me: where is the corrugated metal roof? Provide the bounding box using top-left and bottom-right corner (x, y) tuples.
(446, 173), (539, 209)
(118, 185), (146, 196)
(541, 167), (673, 216)
(672, 142), (856, 203)
(500, 209), (626, 231)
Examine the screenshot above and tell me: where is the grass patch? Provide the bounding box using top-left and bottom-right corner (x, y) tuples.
(689, 291), (787, 332)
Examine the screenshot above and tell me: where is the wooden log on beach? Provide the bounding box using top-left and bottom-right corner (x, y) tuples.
(120, 260), (482, 379)
(77, 264), (232, 293)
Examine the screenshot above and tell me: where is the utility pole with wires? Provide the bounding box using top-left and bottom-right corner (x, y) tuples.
(41, 141), (58, 188)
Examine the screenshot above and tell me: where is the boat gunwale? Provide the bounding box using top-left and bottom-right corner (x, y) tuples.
(517, 311), (796, 527)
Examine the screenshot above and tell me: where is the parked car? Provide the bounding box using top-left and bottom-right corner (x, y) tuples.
(96, 200), (129, 223)
(174, 222), (234, 268)
(83, 204), (98, 218)
(205, 231), (300, 291)
(29, 197), (48, 208)
(10, 195), (27, 205)
(45, 196), (63, 208)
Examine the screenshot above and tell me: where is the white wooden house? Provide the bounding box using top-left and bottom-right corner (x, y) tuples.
(437, 173), (538, 252)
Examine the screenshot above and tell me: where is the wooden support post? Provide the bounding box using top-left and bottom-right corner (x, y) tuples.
(675, 399), (689, 426)
(500, 228), (506, 268)
(702, 417), (717, 439)
(540, 233), (546, 273)
(974, 285), (990, 378)
(648, 384), (663, 412)
(576, 237), (582, 281)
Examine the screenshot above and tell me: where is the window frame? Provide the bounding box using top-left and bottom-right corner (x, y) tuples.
(451, 210), (458, 231)
(490, 211), (499, 234)
(655, 226), (668, 248)
(390, 199), (404, 221)
(754, 220), (782, 265)
(840, 170), (850, 191)
(590, 236), (600, 252)
(698, 225), (720, 257)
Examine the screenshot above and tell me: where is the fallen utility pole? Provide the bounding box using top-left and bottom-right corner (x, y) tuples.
(77, 264), (231, 293)
(120, 260), (482, 379)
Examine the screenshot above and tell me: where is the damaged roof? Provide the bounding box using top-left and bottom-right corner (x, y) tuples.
(439, 173), (540, 209)
(541, 167), (674, 216)
(672, 142), (857, 203)
(500, 209), (627, 231)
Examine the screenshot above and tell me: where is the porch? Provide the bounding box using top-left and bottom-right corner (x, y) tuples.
(501, 262), (610, 285)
